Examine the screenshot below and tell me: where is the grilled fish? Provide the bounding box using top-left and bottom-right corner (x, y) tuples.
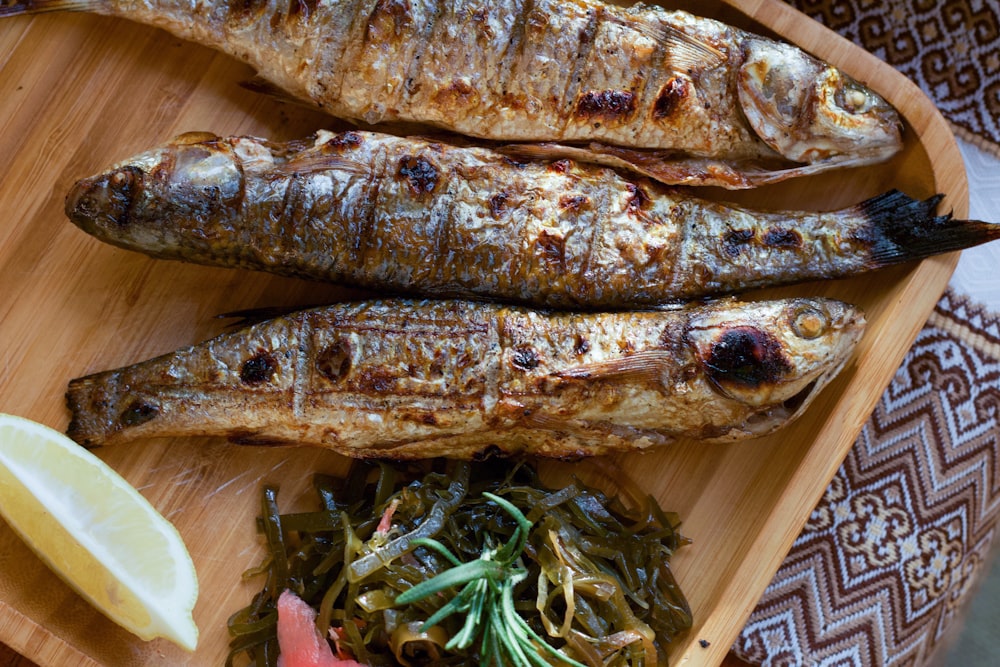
(65, 130), (999, 309)
(65, 297), (865, 459)
(2, 0), (902, 187)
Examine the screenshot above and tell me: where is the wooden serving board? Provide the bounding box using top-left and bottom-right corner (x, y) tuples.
(0, 0), (967, 665)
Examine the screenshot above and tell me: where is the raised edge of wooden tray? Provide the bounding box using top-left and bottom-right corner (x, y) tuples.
(0, 1), (966, 665)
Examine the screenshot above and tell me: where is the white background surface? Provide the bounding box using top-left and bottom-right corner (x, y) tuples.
(948, 138), (1000, 312)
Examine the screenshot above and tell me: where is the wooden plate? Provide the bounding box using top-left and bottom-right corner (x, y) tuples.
(0, 0), (966, 665)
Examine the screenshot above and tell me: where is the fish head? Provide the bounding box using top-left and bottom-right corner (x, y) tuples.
(737, 37), (902, 166)
(687, 298), (866, 436)
(64, 133), (256, 256)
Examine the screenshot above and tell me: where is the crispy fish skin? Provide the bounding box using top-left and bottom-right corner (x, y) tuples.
(65, 297), (865, 459)
(65, 130), (1000, 308)
(1, 0), (901, 186)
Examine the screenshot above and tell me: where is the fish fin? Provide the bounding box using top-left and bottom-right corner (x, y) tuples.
(0, 0), (96, 15)
(276, 151), (371, 177)
(858, 190), (1000, 266)
(228, 431), (298, 446)
(555, 349), (671, 383)
(238, 76), (315, 108)
(610, 14), (727, 71)
(215, 305), (319, 328)
(522, 411), (676, 448)
(499, 142), (897, 188)
(496, 142), (747, 186)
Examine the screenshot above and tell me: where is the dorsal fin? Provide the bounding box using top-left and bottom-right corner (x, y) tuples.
(0, 0), (98, 15)
(239, 76), (315, 108)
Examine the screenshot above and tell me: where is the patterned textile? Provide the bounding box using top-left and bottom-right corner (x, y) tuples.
(786, 0), (1000, 156)
(732, 292), (1000, 665)
(731, 2), (1000, 665)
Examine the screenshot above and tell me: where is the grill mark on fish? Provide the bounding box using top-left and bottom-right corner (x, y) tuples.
(722, 228), (756, 257)
(625, 181), (651, 214)
(399, 0), (445, 105)
(574, 89), (637, 123)
(119, 400), (159, 427)
(327, 0), (379, 112)
(240, 350), (279, 384)
(653, 76), (688, 120)
(314, 339), (353, 382)
(2, 0), (908, 187)
(702, 327), (792, 389)
(322, 130), (365, 152)
(65, 133), (1000, 309)
(493, 0), (531, 107)
(351, 142), (387, 273)
(762, 227), (803, 249)
(397, 154), (439, 194)
(558, 194), (589, 213)
(510, 346), (540, 371)
(275, 173), (304, 255)
(536, 229), (566, 268)
(488, 190), (509, 219)
(64, 298), (864, 457)
(428, 157), (458, 287)
(291, 316), (307, 422)
(366, 0), (410, 41)
(559, 4), (601, 120)
(228, 0), (267, 22)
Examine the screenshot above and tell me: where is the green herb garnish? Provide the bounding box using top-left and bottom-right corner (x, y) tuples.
(395, 493), (586, 667)
(226, 460), (691, 667)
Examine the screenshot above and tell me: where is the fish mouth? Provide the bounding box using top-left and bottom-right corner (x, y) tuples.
(741, 379), (818, 437)
(64, 166), (144, 237)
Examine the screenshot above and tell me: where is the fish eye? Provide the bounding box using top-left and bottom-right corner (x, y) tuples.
(791, 306), (828, 339)
(835, 81), (874, 114)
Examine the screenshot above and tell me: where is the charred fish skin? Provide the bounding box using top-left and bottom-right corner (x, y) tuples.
(65, 297), (865, 459)
(65, 131), (1000, 308)
(2, 0), (901, 186)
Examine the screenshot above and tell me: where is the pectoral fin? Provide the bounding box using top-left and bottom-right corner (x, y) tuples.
(611, 15), (727, 71)
(555, 349), (674, 383)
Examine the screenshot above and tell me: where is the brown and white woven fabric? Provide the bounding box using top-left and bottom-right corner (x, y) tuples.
(785, 0), (1000, 156)
(731, 2), (1000, 664)
(732, 292), (1000, 665)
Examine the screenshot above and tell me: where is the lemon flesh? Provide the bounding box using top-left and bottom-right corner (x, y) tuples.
(0, 413), (199, 651)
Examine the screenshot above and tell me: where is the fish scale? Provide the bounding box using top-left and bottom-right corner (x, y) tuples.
(65, 297), (866, 459)
(64, 130), (1000, 309)
(1, 0), (904, 187)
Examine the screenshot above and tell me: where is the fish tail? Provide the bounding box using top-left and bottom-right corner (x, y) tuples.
(859, 189), (1000, 267)
(0, 0), (97, 16)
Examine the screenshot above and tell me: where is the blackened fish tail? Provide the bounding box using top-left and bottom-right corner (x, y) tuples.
(0, 0), (96, 15)
(861, 189), (1000, 267)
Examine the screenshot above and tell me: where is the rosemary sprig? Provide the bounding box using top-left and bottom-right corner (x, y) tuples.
(394, 492), (586, 667)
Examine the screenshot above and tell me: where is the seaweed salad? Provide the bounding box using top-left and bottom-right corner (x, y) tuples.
(227, 460), (691, 666)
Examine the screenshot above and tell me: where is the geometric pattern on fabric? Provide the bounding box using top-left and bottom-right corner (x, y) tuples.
(785, 0), (1000, 156)
(732, 290), (1000, 666)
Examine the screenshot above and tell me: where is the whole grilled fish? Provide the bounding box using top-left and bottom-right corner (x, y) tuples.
(65, 297), (864, 459)
(65, 130), (1000, 309)
(2, 0), (901, 187)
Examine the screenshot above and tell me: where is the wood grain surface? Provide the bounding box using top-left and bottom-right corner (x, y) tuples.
(0, 0), (966, 665)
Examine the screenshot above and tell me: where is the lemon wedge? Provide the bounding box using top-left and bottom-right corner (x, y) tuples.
(0, 413), (199, 650)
